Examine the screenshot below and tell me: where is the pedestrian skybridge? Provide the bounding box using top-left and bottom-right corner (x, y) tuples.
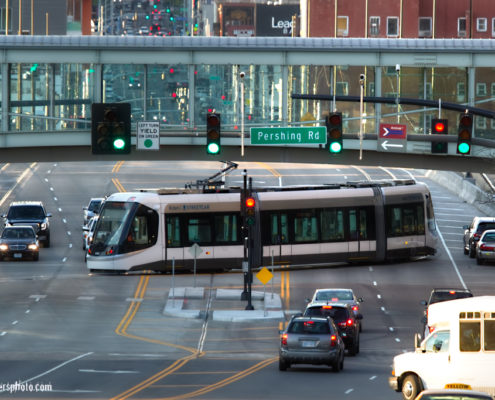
(0, 35), (495, 172)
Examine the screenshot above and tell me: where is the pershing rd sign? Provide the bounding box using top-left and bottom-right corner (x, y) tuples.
(250, 127), (327, 145)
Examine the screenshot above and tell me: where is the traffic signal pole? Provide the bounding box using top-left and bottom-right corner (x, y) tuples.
(245, 176), (254, 310)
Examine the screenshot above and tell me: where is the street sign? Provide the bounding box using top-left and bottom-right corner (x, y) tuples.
(188, 243), (203, 258)
(378, 123), (407, 153)
(250, 127), (326, 145)
(256, 267), (273, 285)
(137, 121), (160, 150)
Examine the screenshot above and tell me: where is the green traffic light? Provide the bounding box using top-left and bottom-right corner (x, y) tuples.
(329, 142), (342, 153)
(207, 142), (220, 154)
(113, 138), (126, 150)
(457, 142), (470, 154)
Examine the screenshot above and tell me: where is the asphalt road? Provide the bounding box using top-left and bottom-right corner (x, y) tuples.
(0, 161), (492, 400)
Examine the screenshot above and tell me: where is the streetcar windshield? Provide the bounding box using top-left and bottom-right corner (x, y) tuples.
(91, 201), (134, 251)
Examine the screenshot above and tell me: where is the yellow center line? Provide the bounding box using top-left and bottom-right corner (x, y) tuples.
(112, 160), (124, 173)
(255, 161), (281, 177)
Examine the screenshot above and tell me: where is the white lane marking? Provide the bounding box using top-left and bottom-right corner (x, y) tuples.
(0, 165), (35, 208)
(25, 309), (30, 314)
(79, 369), (138, 374)
(44, 178), (49, 182)
(50, 187), (54, 192)
(126, 298), (143, 302)
(54, 197), (58, 201)
(69, 243), (73, 248)
(381, 307), (386, 312)
(67, 231), (71, 236)
(370, 375), (377, 380)
(0, 332), (6, 336)
(279, 176), (282, 187)
(395, 338), (401, 342)
(345, 389), (354, 395)
(78, 296), (95, 301)
(12, 320), (18, 325)
(29, 295), (46, 300)
(62, 257), (67, 263)
(0, 352), (93, 393)
(63, 218), (67, 224)
(377, 294), (382, 299)
(368, 266), (373, 272)
(58, 208), (62, 212)
(436, 222), (467, 289)
(389, 327), (394, 332)
(373, 281), (377, 286)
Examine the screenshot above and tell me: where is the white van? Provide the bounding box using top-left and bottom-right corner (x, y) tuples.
(389, 296), (495, 400)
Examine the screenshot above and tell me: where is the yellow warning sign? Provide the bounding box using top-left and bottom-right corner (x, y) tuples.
(256, 267), (273, 285)
(301, 112), (316, 126)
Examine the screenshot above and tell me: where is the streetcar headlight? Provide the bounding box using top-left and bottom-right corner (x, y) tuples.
(0, 244), (8, 251)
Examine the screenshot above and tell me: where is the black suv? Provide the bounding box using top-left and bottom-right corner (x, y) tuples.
(2, 201), (52, 247)
(303, 302), (362, 356)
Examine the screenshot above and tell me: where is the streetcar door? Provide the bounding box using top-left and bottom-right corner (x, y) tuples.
(348, 208), (371, 261)
(264, 212), (290, 264)
(165, 215), (184, 269)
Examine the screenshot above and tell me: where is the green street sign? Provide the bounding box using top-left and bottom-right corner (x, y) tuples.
(250, 127), (326, 145)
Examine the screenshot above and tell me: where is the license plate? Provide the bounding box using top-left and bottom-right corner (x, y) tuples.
(13, 253), (22, 259)
(301, 341), (316, 348)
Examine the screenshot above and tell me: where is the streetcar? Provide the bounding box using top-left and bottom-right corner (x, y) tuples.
(86, 179), (437, 273)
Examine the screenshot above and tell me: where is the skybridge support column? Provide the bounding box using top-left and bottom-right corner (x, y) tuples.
(1, 62), (9, 141)
(374, 66), (382, 135)
(282, 64), (289, 127)
(188, 64), (195, 129)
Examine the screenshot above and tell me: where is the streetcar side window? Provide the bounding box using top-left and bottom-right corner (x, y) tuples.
(386, 202), (425, 237)
(214, 214), (240, 244)
(263, 212), (289, 245)
(293, 210), (318, 243)
(166, 215), (182, 248)
(320, 209), (344, 241)
(187, 216), (212, 244)
(121, 204), (159, 254)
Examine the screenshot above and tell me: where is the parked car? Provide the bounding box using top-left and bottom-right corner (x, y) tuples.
(463, 217), (495, 258)
(279, 315), (345, 372)
(307, 288), (364, 331)
(303, 302), (361, 356)
(475, 229), (495, 265)
(420, 288), (474, 337)
(414, 389), (493, 400)
(82, 216), (99, 250)
(2, 201), (51, 247)
(0, 225), (39, 261)
(83, 197), (104, 225)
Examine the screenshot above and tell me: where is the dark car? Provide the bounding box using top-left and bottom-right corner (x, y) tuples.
(279, 315), (345, 372)
(2, 201), (51, 247)
(0, 226), (39, 261)
(420, 288), (474, 336)
(303, 302), (362, 356)
(307, 288), (364, 331)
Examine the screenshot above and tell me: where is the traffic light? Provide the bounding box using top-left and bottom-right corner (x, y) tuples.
(431, 118), (448, 154)
(245, 196), (256, 226)
(91, 103), (131, 155)
(325, 112), (343, 153)
(457, 113), (473, 155)
(206, 113), (221, 154)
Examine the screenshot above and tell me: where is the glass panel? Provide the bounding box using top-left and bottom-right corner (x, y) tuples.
(214, 214), (239, 243)
(293, 210), (318, 243)
(320, 209), (344, 241)
(187, 216), (211, 244)
(460, 321), (481, 352)
(425, 331), (450, 353)
(166, 215), (182, 248)
(484, 320), (495, 351)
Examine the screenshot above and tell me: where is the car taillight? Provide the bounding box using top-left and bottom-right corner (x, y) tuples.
(352, 305), (359, 311)
(330, 335), (337, 347)
(473, 233), (481, 240)
(347, 319), (354, 326)
(480, 244), (495, 251)
(281, 333), (288, 346)
(429, 325), (435, 334)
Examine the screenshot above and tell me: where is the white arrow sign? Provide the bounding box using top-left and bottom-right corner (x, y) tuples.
(381, 140), (404, 151)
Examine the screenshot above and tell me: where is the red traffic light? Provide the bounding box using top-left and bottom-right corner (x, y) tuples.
(329, 113), (342, 125)
(245, 197), (255, 208)
(433, 121), (445, 133)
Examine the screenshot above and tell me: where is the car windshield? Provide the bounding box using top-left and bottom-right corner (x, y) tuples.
(476, 222), (495, 232)
(430, 291), (473, 305)
(7, 206), (44, 220)
(482, 232), (495, 242)
(2, 228), (35, 239)
(305, 306), (348, 322)
(288, 320), (330, 334)
(316, 290), (353, 301)
(88, 200), (102, 212)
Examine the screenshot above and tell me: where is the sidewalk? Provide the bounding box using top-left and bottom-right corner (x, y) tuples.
(163, 286), (286, 321)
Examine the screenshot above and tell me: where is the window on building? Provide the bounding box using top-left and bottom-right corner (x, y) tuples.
(492, 18), (495, 37)
(0, 7), (12, 33)
(418, 17), (432, 37)
(337, 16), (349, 37)
(387, 17), (399, 37)
(477, 18), (487, 32)
(457, 82), (466, 102)
(370, 17), (380, 36)
(476, 82), (487, 97)
(336, 82), (348, 96)
(491, 83), (495, 96)
(458, 17), (467, 37)
(476, 116), (486, 130)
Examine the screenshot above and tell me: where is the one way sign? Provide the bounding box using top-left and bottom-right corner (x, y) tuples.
(378, 123), (407, 153)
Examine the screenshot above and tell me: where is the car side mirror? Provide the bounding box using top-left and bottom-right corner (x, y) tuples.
(420, 300), (427, 306)
(82, 225), (89, 231)
(357, 297), (364, 302)
(463, 225), (469, 230)
(46, 213), (52, 218)
(414, 333), (423, 350)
